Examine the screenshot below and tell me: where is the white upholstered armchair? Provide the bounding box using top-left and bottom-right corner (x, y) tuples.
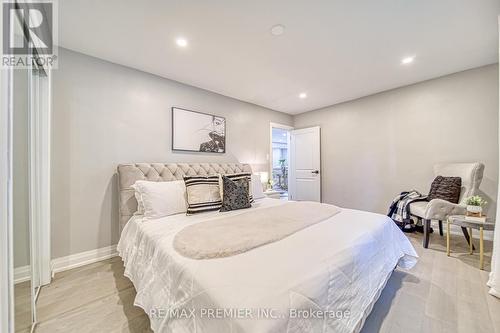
(409, 162), (485, 248)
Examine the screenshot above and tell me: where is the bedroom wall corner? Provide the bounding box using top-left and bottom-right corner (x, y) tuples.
(292, 64), (499, 223)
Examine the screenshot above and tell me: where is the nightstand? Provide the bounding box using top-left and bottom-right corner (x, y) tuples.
(263, 190), (281, 199)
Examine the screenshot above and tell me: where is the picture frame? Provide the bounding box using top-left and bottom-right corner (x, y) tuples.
(171, 107), (226, 153)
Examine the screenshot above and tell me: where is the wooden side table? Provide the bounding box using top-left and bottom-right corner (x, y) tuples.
(447, 215), (495, 270)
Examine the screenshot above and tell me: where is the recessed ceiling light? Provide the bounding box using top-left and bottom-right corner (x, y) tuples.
(270, 24), (285, 36)
(401, 56), (415, 65)
(176, 38), (188, 47)
(299, 92), (307, 99)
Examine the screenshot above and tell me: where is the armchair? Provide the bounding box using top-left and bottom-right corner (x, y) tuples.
(409, 162), (485, 248)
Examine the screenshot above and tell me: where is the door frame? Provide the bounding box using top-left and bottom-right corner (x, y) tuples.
(1, 66), (15, 333)
(269, 122), (294, 190)
(29, 68), (52, 288)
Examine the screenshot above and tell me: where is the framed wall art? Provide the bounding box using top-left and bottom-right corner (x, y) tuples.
(171, 107), (226, 153)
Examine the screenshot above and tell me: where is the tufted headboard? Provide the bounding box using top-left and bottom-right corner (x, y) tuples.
(117, 163), (252, 229)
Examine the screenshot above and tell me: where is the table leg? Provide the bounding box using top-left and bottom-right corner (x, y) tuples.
(480, 227), (484, 270)
(446, 220), (450, 256)
(461, 227), (474, 250)
(469, 227), (473, 254)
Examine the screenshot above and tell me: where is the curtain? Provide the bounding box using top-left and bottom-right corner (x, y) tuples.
(488, 197), (500, 297)
(488, 18), (500, 298)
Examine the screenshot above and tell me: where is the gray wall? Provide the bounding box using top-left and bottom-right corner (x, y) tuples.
(52, 48), (293, 259)
(294, 64), (499, 217)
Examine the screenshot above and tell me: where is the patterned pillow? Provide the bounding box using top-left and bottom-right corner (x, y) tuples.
(184, 175), (222, 215)
(428, 176), (462, 203)
(221, 172), (254, 203)
(220, 175), (252, 212)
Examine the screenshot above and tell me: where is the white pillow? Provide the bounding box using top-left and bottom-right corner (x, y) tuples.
(131, 183), (145, 215)
(133, 180), (187, 220)
(251, 174), (265, 200)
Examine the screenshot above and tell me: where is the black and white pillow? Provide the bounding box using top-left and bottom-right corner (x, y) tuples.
(184, 175), (222, 215)
(222, 172), (254, 203)
(220, 175), (252, 212)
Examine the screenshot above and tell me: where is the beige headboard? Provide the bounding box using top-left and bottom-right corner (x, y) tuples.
(117, 163), (252, 229)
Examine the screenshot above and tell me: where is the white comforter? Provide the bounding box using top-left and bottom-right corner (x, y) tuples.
(118, 198), (417, 333)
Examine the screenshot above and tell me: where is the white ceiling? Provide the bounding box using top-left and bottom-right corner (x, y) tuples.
(59, 0), (499, 115)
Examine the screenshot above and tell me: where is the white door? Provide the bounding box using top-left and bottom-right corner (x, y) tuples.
(289, 126), (321, 202)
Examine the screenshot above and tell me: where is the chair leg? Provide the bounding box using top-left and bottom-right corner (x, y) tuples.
(423, 219), (431, 248)
(438, 220), (443, 236)
(461, 226), (475, 251)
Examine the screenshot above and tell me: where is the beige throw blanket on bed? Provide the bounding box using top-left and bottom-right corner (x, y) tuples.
(174, 201), (341, 259)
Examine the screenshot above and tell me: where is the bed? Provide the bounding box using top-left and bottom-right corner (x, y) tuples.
(117, 163), (417, 333)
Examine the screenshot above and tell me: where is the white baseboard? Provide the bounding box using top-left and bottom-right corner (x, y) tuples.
(51, 244), (118, 275)
(14, 265), (31, 284)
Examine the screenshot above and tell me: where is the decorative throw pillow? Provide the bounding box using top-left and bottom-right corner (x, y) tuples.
(184, 175), (222, 215)
(427, 176), (462, 203)
(220, 175), (252, 212)
(220, 172), (254, 203)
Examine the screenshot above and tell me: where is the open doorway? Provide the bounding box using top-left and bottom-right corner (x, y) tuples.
(270, 123), (293, 200)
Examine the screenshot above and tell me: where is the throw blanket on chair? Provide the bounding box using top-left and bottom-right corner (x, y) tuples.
(388, 191), (428, 227)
